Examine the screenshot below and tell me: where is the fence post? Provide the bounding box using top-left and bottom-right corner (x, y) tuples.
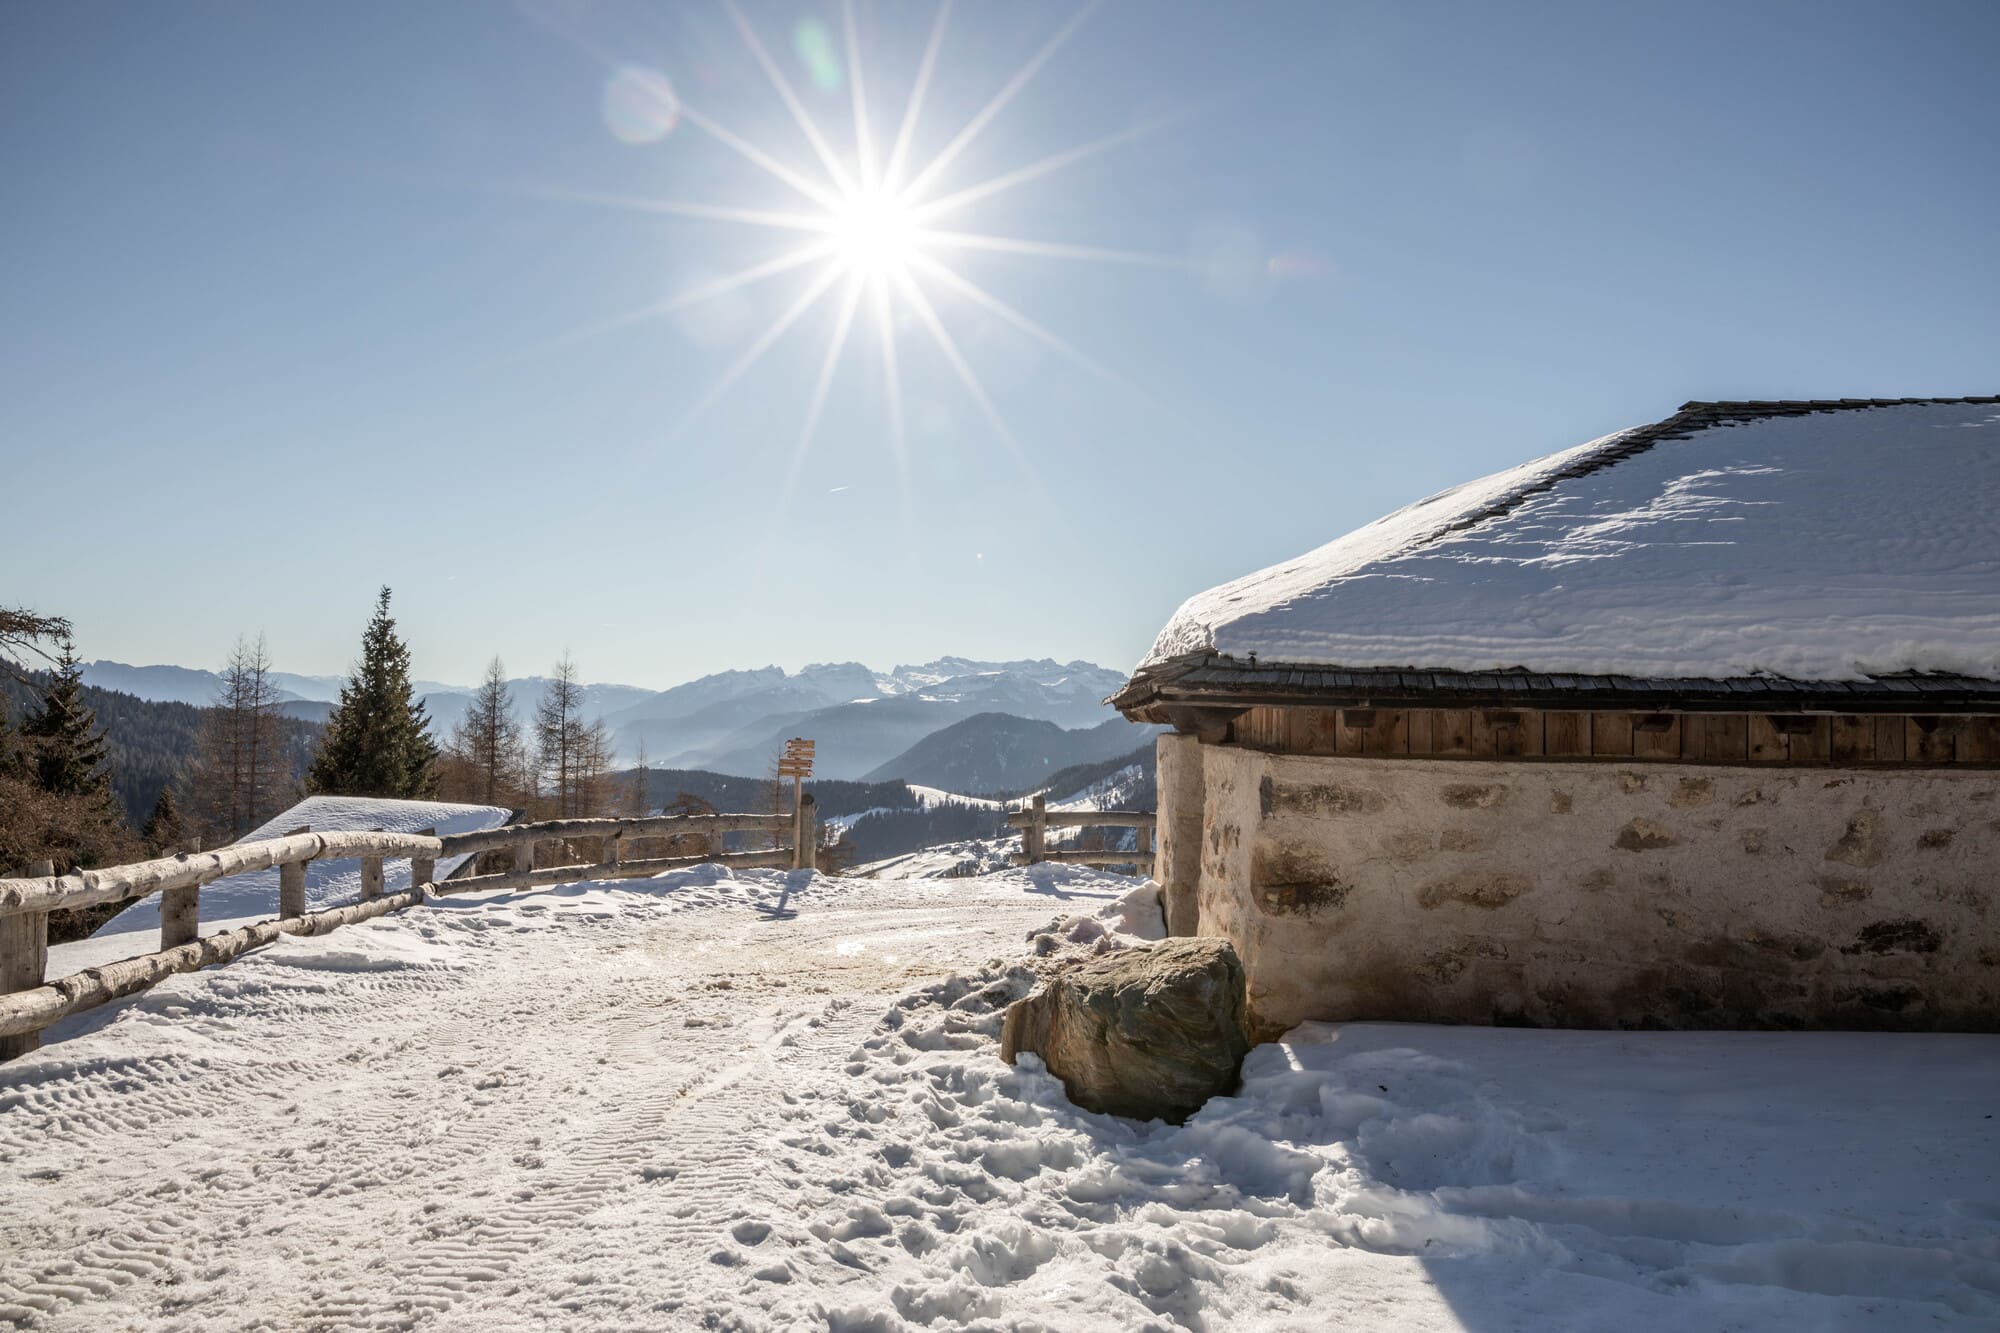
(0, 859), (54, 1060)
(798, 795), (817, 873)
(602, 830), (622, 875)
(279, 825), (311, 918)
(360, 855), (385, 901)
(514, 838), (535, 877)
(791, 783), (808, 870)
(161, 839), (201, 950)
(410, 827), (436, 894)
(1029, 794), (1047, 865)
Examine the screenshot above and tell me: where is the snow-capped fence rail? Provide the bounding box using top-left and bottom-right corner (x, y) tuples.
(432, 803), (814, 895)
(0, 805), (816, 1058)
(1008, 794), (1156, 874)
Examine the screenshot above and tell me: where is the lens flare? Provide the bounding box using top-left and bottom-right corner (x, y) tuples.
(602, 66), (680, 144)
(792, 19), (843, 92)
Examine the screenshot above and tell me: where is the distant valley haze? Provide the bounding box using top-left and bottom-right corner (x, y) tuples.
(78, 655), (1151, 783)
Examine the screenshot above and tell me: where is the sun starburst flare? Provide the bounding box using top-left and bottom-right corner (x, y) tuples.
(531, 0), (1186, 502)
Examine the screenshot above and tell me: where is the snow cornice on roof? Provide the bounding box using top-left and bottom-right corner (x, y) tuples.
(1124, 396), (2000, 709)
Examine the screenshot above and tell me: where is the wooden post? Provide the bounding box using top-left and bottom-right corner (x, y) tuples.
(798, 795), (817, 873)
(0, 859), (54, 1060)
(279, 825), (310, 918)
(161, 840), (201, 950)
(602, 831), (622, 873)
(514, 839), (535, 875)
(410, 827), (436, 893)
(1029, 795), (1047, 864)
(791, 786), (805, 870)
(360, 856), (385, 901)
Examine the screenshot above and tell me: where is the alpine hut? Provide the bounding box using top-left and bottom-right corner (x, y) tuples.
(1112, 398), (2000, 1035)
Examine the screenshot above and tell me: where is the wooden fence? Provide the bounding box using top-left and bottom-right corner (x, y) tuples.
(1007, 794), (1156, 874)
(0, 797), (817, 1059)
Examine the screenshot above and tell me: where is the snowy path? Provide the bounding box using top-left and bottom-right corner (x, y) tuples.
(0, 869), (1122, 1330)
(4, 866), (1999, 1331)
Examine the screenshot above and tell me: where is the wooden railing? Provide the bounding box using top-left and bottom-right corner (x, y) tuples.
(0, 797), (817, 1059)
(1007, 794), (1156, 874)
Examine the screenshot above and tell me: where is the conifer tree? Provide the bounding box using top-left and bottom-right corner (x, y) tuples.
(533, 655), (611, 818)
(0, 695), (20, 782)
(0, 605), (69, 681)
(445, 657), (525, 807)
(188, 634), (286, 837)
(307, 588), (439, 798)
(142, 786), (188, 854)
(22, 638), (112, 800)
(625, 740), (652, 817)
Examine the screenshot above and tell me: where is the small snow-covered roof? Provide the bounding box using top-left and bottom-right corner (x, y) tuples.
(51, 794), (514, 975)
(1129, 398), (2000, 698)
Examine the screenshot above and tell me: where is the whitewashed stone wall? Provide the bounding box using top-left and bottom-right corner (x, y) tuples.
(1192, 745), (2000, 1035)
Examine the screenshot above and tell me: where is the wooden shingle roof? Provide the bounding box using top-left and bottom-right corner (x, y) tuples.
(1111, 655), (2000, 718)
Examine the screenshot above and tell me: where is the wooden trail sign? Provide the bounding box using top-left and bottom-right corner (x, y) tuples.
(782, 739), (815, 868)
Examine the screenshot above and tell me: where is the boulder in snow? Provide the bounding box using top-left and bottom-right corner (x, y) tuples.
(1000, 937), (1251, 1123)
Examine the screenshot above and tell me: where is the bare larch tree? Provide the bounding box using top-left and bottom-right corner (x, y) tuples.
(446, 657), (526, 808)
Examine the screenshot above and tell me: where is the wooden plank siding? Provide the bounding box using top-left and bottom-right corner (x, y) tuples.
(1227, 705), (2000, 766)
(1544, 711), (1588, 757)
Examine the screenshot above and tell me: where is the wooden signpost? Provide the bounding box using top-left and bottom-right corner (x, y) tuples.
(780, 739), (815, 870)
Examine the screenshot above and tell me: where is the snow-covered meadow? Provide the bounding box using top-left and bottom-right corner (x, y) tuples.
(3, 864), (1997, 1329)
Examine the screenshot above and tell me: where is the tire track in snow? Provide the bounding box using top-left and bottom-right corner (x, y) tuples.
(0, 875), (1079, 1330)
(0, 946), (485, 1327)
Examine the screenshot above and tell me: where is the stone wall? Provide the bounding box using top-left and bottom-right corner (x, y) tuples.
(1192, 745), (2000, 1036)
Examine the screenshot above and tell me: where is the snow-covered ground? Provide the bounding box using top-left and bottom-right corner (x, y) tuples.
(49, 796), (513, 975)
(905, 784), (1006, 812)
(5, 866), (1998, 1330)
(1048, 763), (1148, 813)
(849, 836), (1024, 880)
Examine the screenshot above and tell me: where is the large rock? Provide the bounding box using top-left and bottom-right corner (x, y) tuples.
(999, 937), (1252, 1123)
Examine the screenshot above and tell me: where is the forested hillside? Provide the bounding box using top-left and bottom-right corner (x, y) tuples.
(625, 767), (911, 821)
(1004, 745), (1158, 808)
(864, 714), (1154, 792)
(0, 674), (321, 827)
(837, 802), (1010, 864)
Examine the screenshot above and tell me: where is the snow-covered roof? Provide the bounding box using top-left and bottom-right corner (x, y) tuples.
(1136, 398), (2000, 687)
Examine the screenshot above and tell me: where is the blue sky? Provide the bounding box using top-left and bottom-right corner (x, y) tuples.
(6, 0), (1997, 689)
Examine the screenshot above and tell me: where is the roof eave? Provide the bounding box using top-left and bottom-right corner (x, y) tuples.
(1116, 656), (2000, 720)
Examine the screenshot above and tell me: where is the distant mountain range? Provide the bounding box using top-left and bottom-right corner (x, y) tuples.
(80, 656), (1142, 782)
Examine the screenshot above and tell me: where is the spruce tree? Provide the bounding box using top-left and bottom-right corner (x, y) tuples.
(22, 639), (112, 800)
(142, 786), (188, 853)
(307, 588), (440, 798)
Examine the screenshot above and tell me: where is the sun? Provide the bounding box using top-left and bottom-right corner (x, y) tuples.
(827, 187), (920, 278)
(538, 2), (1181, 507)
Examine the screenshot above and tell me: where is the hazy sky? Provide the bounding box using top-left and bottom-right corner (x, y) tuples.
(7, 0), (1997, 689)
